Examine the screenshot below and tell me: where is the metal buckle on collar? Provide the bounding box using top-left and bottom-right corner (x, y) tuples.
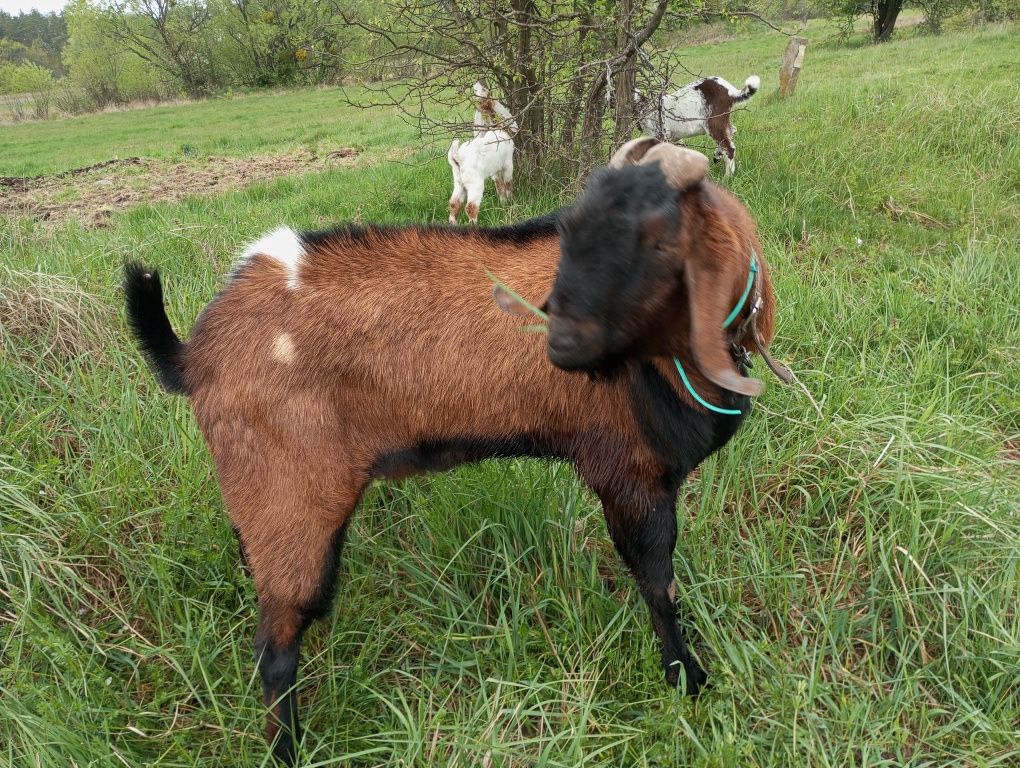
(730, 342), (752, 369)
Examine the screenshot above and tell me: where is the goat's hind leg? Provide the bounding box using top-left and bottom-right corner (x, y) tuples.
(495, 160), (513, 203)
(707, 120), (736, 177)
(464, 174), (485, 224)
(230, 472), (365, 764)
(449, 181), (466, 224)
(597, 488), (707, 695)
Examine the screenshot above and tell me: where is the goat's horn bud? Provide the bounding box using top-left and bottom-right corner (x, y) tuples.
(638, 144), (708, 189)
(608, 137), (660, 168)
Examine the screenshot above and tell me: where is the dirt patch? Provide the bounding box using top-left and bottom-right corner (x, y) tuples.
(0, 148), (360, 227)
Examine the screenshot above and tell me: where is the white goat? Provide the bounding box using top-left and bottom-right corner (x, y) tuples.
(637, 75), (760, 177)
(448, 82), (517, 225)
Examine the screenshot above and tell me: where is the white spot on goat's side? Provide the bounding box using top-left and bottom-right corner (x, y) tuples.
(271, 332), (296, 364)
(240, 227), (304, 289)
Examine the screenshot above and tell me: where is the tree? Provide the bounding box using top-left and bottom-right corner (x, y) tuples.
(213, 0), (350, 87)
(102, 0), (222, 97)
(0, 9), (68, 72)
(824, 0), (905, 42)
(64, 0), (166, 107)
(339, 0), (670, 182)
(872, 0), (902, 41)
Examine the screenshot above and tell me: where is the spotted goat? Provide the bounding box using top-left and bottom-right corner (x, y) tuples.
(125, 137), (784, 765)
(637, 74), (760, 177)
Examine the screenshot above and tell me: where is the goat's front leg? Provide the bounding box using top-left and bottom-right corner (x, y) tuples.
(599, 491), (707, 695)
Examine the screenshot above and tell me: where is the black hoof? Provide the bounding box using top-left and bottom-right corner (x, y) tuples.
(271, 735), (297, 766)
(666, 660), (708, 696)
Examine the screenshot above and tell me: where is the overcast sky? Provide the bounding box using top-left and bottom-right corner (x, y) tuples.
(0, 0), (67, 14)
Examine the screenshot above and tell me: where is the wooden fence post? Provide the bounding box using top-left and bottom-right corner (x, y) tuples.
(779, 36), (807, 97)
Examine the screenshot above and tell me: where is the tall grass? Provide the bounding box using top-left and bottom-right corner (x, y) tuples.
(2, 19), (1018, 768)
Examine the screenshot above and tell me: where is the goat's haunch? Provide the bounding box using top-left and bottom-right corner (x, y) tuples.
(125, 140), (777, 765)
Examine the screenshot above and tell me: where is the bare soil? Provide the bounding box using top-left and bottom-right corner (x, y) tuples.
(0, 148), (359, 227)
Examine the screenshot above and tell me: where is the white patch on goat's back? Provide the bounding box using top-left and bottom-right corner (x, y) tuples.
(271, 332), (296, 364)
(240, 227), (304, 289)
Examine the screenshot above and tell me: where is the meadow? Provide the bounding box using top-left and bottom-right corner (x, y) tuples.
(2, 17), (1018, 768)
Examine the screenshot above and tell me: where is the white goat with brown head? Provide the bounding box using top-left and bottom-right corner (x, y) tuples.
(448, 82), (517, 224)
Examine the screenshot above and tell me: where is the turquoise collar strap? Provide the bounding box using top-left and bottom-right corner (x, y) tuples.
(723, 257), (758, 330)
(672, 250), (759, 416)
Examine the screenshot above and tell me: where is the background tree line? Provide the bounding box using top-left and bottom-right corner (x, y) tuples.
(1, 0), (1016, 168)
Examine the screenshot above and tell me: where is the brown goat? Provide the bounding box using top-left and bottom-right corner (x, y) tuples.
(125, 139), (778, 764)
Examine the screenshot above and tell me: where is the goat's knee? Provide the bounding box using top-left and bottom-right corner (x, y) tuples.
(449, 197), (463, 224)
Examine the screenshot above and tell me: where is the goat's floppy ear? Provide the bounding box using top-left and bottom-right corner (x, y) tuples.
(492, 284), (549, 318)
(609, 137), (661, 168)
(637, 143), (708, 189)
(682, 256), (763, 397)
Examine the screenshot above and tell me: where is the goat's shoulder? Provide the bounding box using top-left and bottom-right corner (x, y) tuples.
(475, 210), (562, 244)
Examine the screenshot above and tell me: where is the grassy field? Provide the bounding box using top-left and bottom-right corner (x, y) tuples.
(2, 17), (1019, 768)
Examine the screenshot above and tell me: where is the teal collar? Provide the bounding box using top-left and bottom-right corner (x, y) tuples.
(672, 252), (759, 416)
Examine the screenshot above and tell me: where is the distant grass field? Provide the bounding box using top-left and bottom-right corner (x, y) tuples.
(0, 87), (418, 178)
(2, 17), (1019, 768)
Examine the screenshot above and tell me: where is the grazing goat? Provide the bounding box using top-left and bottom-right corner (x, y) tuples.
(125, 137), (781, 765)
(637, 75), (760, 177)
(448, 82), (517, 224)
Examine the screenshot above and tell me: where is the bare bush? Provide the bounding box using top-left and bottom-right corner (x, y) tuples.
(336, 0), (671, 184)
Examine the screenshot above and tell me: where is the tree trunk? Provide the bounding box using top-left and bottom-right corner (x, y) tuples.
(612, 0), (638, 147)
(509, 0), (543, 167)
(873, 0), (902, 42)
(578, 73), (607, 181)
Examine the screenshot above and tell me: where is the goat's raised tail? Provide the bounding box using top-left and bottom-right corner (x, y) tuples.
(733, 75), (761, 102)
(124, 262), (189, 395)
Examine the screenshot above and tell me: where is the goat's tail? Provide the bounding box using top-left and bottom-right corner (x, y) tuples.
(123, 262), (189, 395)
(733, 75), (761, 103)
(448, 139), (461, 168)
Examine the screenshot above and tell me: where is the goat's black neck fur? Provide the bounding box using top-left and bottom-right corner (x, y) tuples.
(629, 362), (748, 486)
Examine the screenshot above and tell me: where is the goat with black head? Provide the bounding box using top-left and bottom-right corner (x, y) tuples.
(125, 137), (781, 764)
(504, 137), (772, 397)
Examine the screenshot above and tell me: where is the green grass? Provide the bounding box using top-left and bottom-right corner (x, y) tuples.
(2, 19), (1019, 768)
(0, 87), (418, 178)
